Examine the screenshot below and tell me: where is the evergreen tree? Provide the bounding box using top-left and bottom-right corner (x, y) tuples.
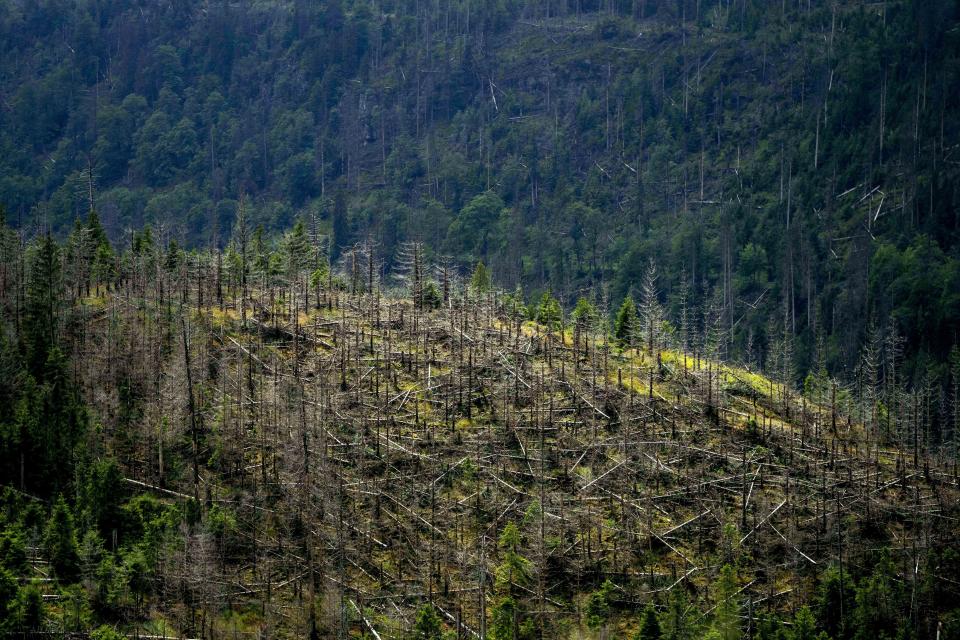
(131, 226), (155, 257)
(710, 565), (740, 640)
(491, 522), (533, 640)
(409, 603), (444, 640)
(853, 555), (905, 640)
(251, 226), (271, 286)
(490, 595), (520, 640)
(24, 233), (61, 377)
(572, 296), (598, 333)
(92, 242), (117, 289)
(615, 295), (639, 348)
(755, 614), (785, 640)
(76, 209), (114, 293)
(470, 260), (492, 295)
(817, 564), (852, 640)
(44, 496), (80, 583)
(90, 625), (125, 640)
(11, 583), (44, 631)
(637, 603), (663, 640)
(422, 281), (442, 309)
(662, 578), (693, 640)
(0, 330), (22, 430)
(585, 579), (616, 630)
(86, 210), (109, 251)
(65, 217), (92, 297)
(79, 458), (126, 542)
(0, 567), (16, 630)
(37, 347), (87, 496)
(283, 220), (312, 275)
(791, 607), (818, 640)
(505, 285), (527, 323)
(164, 239), (182, 273)
(495, 522), (530, 589)
(0, 526), (28, 574)
(535, 291), (563, 333)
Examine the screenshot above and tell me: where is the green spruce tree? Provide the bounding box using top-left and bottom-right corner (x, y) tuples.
(470, 260), (492, 295)
(43, 496), (79, 582)
(615, 295), (639, 348)
(637, 603), (663, 640)
(409, 603), (444, 640)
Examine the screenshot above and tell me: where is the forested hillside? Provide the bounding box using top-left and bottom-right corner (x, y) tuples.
(2, 0), (960, 385)
(2, 2), (960, 637)
(0, 218), (958, 639)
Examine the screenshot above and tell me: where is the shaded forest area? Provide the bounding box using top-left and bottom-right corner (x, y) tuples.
(0, 216), (958, 638)
(2, 0), (960, 392)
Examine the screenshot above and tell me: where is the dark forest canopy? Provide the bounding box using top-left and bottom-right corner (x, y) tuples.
(1, 0), (960, 389)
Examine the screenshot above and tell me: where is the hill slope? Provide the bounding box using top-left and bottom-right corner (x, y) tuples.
(1, 0), (959, 383)
(0, 231), (957, 638)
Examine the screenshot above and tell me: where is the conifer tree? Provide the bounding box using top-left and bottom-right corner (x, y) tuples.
(585, 579), (615, 631)
(11, 583), (44, 631)
(85, 210), (114, 292)
(710, 565), (740, 640)
(816, 564), (851, 640)
(536, 291), (563, 333)
(572, 296), (598, 332)
(491, 522), (533, 640)
(44, 496), (80, 583)
(615, 295), (639, 348)
(637, 604), (663, 640)
(470, 260), (491, 295)
(0, 567), (16, 628)
(24, 233), (61, 377)
(662, 588), (694, 640)
(409, 603), (444, 640)
(791, 606), (818, 640)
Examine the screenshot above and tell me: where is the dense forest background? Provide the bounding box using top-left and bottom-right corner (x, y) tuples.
(2, 0), (960, 387)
